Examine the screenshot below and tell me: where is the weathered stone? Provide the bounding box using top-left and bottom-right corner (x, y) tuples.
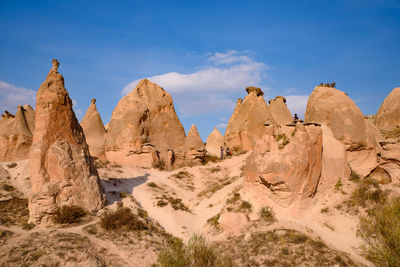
(0, 105), (35, 161)
(375, 87), (400, 130)
(29, 59), (104, 225)
(105, 79), (186, 169)
(245, 122), (323, 207)
(225, 87), (273, 151)
(218, 212), (248, 232)
(268, 96), (293, 126)
(305, 86), (380, 176)
(206, 127), (224, 157)
(80, 99), (106, 160)
(185, 124), (205, 164)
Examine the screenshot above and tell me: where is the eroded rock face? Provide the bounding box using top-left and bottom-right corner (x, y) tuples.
(225, 87), (272, 151)
(105, 79), (186, 168)
(245, 122), (322, 207)
(0, 105), (35, 161)
(206, 127), (224, 157)
(375, 87), (400, 130)
(305, 86), (380, 176)
(80, 99), (106, 159)
(268, 96), (293, 126)
(29, 59), (104, 225)
(185, 124), (205, 164)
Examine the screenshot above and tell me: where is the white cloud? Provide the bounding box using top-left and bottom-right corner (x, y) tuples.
(0, 81), (36, 113)
(285, 95), (309, 119)
(121, 51), (269, 116)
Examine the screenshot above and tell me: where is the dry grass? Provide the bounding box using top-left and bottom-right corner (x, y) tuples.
(214, 229), (356, 266)
(6, 163), (17, 168)
(382, 125), (400, 140)
(52, 205), (87, 224)
(157, 234), (236, 267)
(155, 194), (191, 212)
(169, 171), (195, 191)
(0, 197), (29, 227)
(358, 196), (400, 266)
(202, 154), (220, 165)
(258, 206), (276, 223)
(100, 207), (147, 231)
(198, 176), (238, 198)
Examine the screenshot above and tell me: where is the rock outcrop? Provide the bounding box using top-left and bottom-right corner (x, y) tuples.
(305, 86), (380, 176)
(105, 79), (186, 168)
(0, 105), (35, 161)
(185, 124), (205, 164)
(375, 87), (400, 130)
(80, 99), (106, 159)
(29, 59), (104, 225)
(268, 96), (293, 126)
(224, 87), (272, 151)
(245, 122), (323, 207)
(206, 127), (224, 157)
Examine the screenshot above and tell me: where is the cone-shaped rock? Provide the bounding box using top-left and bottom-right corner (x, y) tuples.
(268, 96), (293, 126)
(224, 87), (272, 151)
(0, 105), (35, 161)
(80, 99), (106, 159)
(105, 79), (186, 168)
(305, 85), (380, 176)
(206, 127), (224, 157)
(245, 123), (323, 207)
(29, 59), (104, 225)
(185, 124), (206, 164)
(375, 87), (400, 130)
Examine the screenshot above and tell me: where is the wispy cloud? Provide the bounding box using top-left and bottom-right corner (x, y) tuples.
(122, 50), (269, 116)
(0, 81), (36, 113)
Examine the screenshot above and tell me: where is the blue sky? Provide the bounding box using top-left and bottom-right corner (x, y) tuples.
(1, 0), (399, 140)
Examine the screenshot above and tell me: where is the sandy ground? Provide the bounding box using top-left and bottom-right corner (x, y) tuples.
(1, 153), (386, 266)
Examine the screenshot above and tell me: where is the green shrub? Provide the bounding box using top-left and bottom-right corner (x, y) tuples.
(6, 163), (17, 168)
(321, 207), (329, 213)
(157, 234), (236, 267)
(239, 201), (252, 211)
(52, 205), (86, 224)
(147, 182), (159, 188)
(334, 179), (343, 190)
(100, 207), (147, 231)
(349, 169), (361, 182)
(358, 197), (400, 266)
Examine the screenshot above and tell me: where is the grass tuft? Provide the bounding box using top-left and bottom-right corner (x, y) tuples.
(52, 205), (86, 224)
(100, 207), (147, 231)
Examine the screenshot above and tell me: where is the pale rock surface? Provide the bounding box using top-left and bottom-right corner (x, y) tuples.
(318, 125), (350, 191)
(224, 87), (273, 151)
(205, 127), (224, 157)
(218, 212), (248, 232)
(80, 98), (106, 159)
(305, 86), (379, 176)
(185, 124), (205, 164)
(375, 87), (400, 130)
(105, 79), (186, 168)
(0, 105), (35, 161)
(29, 59), (104, 225)
(268, 96), (293, 126)
(245, 122), (323, 207)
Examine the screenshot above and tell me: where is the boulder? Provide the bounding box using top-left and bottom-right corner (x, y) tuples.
(105, 79), (186, 169)
(224, 87), (273, 151)
(268, 96), (293, 126)
(375, 87), (400, 130)
(305, 86), (379, 176)
(29, 59), (104, 225)
(0, 105), (35, 161)
(218, 212), (248, 232)
(245, 122), (323, 207)
(185, 124), (205, 164)
(80, 99), (106, 159)
(206, 127), (224, 157)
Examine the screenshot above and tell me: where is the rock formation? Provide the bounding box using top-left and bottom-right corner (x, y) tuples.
(206, 127), (224, 157)
(105, 79), (186, 168)
(0, 105), (35, 161)
(29, 59), (104, 225)
(375, 87), (400, 130)
(185, 124), (206, 164)
(305, 86), (380, 176)
(80, 99), (106, 159)
(245, 122), (323, 207)
(268, 96), (293, 126)
(224, 87), (272, 151)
